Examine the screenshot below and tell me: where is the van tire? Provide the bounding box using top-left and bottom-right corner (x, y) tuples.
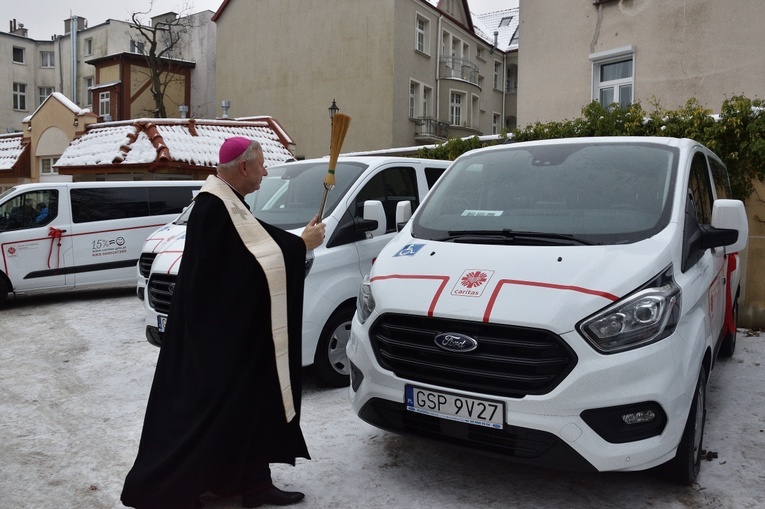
(664, 365), (707, 485)
(0, 276), (9, 308)
(314, 305), (353, 388)
(719, 301), (738, 358)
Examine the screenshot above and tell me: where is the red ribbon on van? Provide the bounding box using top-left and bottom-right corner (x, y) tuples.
(48, 227), (64, 270)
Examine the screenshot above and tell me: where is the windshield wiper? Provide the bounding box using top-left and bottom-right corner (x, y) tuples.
(441, 229), (593, 245)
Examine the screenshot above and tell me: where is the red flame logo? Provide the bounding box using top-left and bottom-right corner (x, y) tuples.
(460, 271), (488, 289)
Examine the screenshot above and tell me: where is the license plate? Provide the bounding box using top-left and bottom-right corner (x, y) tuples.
(405, 385), (504, 429)
(157, 315), (167, 333)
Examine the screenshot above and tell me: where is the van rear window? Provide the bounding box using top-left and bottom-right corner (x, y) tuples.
(71, 186), (197, 223)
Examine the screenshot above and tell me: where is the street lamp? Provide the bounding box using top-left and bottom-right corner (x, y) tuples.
(328, 99), (339, 122)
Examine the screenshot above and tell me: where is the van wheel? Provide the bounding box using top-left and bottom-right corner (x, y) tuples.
(664, 365), (707, 485)
(0, 277), (9, 308)
(314, 305), (353, 388)
(719, 301), (738, 358)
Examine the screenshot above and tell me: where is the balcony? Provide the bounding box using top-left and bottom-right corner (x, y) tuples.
(439, 56), (480, 86)
(506, 80), (518, 93)
(414, 117), (449, 143)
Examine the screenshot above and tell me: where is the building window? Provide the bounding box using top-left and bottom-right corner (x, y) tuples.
(99, 91), (110, 116)
(449, 92), (464, 126)
(415, 14), (430, 54)
(40, 51), (55, 68)
(492, 113), (501, 135)
(409, 81), (432, 119)
(130, 40), (145, 54)
(591, 46), (634, 110)
(38, 87), (54, 106)
(471, 94), (479, 128)
(84, 77), (94, 105)
(13, 46), (25, 64)
(493, 61), (502, 90)
(422, 87), (431, 118)
(40, 157), (59, 175)
(13, 83), (27, 110)
(85, 38), (93, 55)
(409, 82), (417, 118)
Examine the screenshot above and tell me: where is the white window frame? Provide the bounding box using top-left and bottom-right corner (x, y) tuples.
(409, 80), (432, 119)
(449, 91), (465, 126)
(85, 38), (93, 55)
(409, 81), (418, 118)
(493, 60), (502, 90)
(422, 86), (431, 119)
(99, 91), (111, 116)
(471, 94), (480, 129)
(38, 86), (54, 106)
(130, 40), (145, 54)
(590, 45), (635, 109)
(492, 113), (501, 135)
(40, 157), (59, 175)
(13, 83), (27, 110)
(84, 77), (94, 105)
(40, 51), (55, 68)
(415, 13), (430, 55)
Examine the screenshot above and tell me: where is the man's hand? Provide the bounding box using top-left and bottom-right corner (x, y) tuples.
(301, 214), (326, 250)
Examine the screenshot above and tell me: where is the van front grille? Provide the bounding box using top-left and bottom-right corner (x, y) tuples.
(147, 274), (176, 315)
(138, 253), (157, 278)
(369, 314), (577, 398)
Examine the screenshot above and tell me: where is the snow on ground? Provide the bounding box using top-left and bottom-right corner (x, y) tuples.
(0, 287), (763, 509)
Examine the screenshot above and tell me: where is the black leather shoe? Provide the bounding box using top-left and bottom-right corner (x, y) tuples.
(241, 485), (305, 507)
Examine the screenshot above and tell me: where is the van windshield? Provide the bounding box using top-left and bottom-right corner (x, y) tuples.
(412, 141), (679, 245)
(245, 160), (367, 230)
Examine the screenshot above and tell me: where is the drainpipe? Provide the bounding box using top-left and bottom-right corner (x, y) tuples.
(70, 15), (78, 104)
(436, 15), (443, 124)
(503, 53), (507, 131)
(57, 36), (64, 94)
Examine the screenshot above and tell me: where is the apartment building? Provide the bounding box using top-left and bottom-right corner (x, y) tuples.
(517, 0), (765, 326)
(212, 0), (518, 159)
(517, 0), (765, 124)
(0, 10), (217, 190)
(1, 11), (217, 133)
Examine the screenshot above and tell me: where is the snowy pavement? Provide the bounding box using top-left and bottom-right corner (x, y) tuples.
(1, 287), (763, 509)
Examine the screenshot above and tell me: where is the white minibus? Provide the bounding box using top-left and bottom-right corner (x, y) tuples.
(0, 181), (202, 306)
(348, 137), (748, 484)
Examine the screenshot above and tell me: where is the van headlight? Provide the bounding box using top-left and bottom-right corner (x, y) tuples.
(357, 275), (376, 324)
(578, 266), (681, 354)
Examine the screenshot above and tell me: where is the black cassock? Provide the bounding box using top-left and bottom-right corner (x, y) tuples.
(121, 192), (309, 509)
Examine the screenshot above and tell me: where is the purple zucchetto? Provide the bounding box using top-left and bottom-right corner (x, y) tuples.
(218, 137), (252, 164)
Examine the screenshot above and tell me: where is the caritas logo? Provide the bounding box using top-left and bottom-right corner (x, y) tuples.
(451, 269), (494, 297)
(7, 246), (17, 256)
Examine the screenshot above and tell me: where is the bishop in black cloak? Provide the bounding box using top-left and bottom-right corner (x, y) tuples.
(121, 137), (325, 509)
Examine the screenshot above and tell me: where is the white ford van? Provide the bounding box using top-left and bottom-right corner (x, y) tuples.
(143, 156), (450, 386)
(348, 137), (748, 484)
(0, 181), (202, 306)
(136, 204), (194, 300)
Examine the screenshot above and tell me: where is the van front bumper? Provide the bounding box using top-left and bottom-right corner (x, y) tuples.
(347, 317), (699, 473)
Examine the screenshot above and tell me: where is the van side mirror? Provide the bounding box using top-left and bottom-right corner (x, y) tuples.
(711, 199), (748, 253)
(395, 201), (412, 231)
(361, 200), (386, 238)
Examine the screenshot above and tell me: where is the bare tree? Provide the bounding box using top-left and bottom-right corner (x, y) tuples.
(130, 1), (197, 118)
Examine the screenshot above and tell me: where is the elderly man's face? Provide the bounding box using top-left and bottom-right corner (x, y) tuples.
(244, 150), (268, 194)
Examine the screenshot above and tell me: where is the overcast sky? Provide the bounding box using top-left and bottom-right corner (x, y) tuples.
(5, 0), (518, 41)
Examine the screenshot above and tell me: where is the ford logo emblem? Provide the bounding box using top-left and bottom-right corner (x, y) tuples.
(434, 332), (478, 352)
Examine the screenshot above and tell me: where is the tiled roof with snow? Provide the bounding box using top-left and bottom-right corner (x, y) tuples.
(0, 133), (25, 171)
(56, 118), (295, 169)
(474, 8), (519, 51)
